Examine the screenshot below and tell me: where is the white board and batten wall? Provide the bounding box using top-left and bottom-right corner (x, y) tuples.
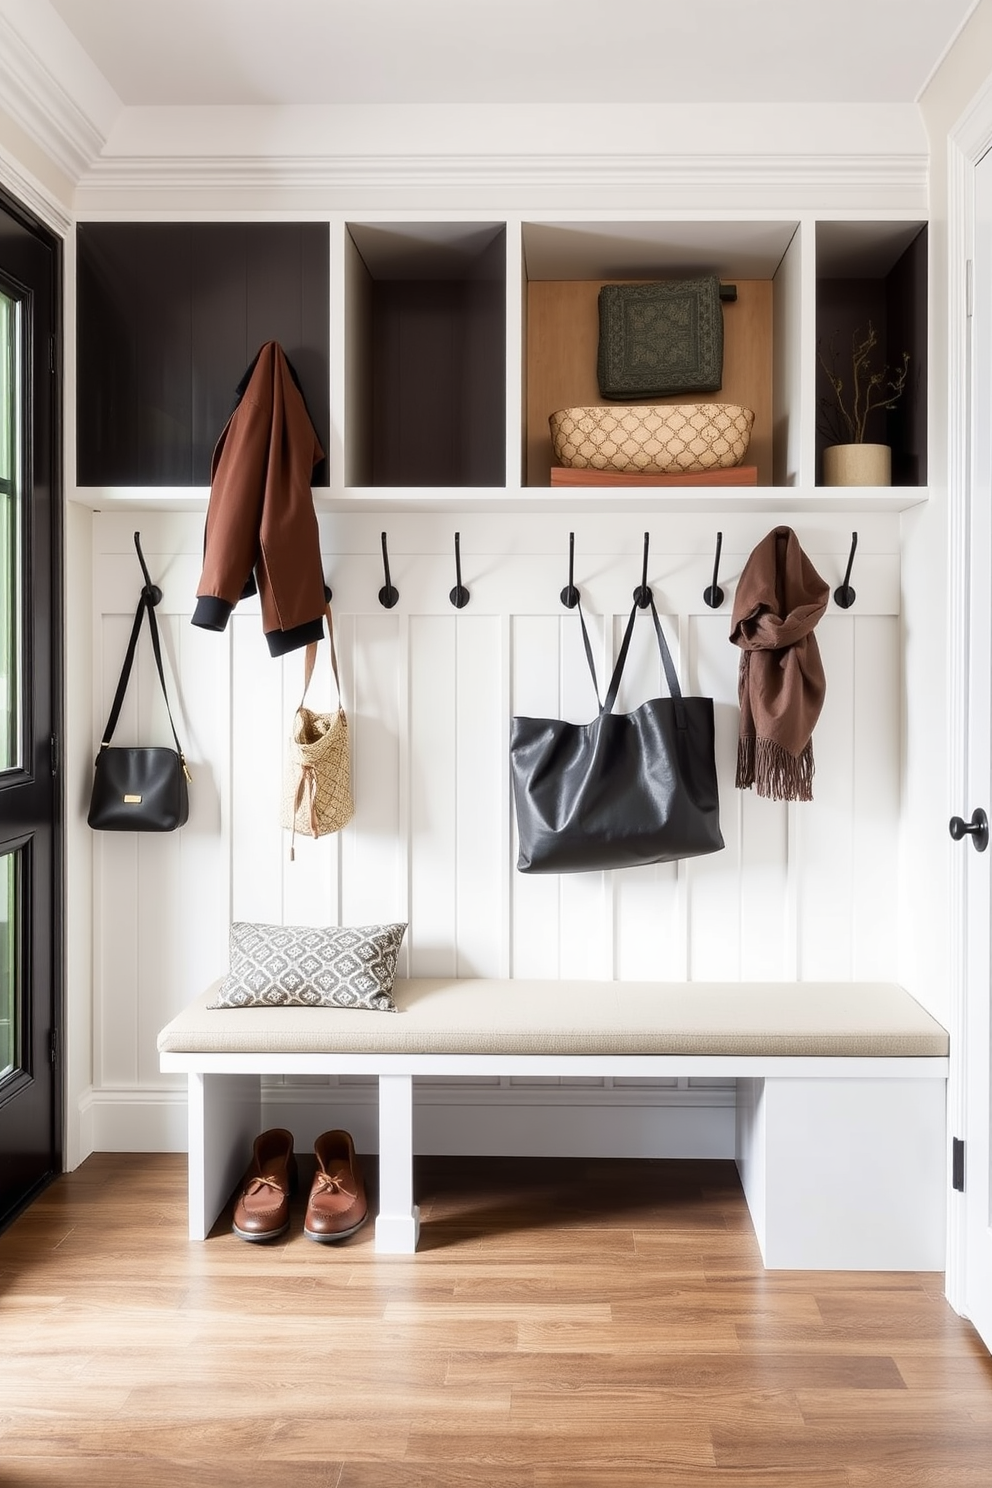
(80, 508), (902, 1159)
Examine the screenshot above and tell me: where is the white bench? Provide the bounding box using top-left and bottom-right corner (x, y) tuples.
(157, 977), (949, 1270)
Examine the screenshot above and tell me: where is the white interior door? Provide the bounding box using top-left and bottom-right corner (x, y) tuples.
(959, 143), (992, 1352)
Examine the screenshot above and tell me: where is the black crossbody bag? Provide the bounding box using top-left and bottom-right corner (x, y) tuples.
(87, 533), (191, 832)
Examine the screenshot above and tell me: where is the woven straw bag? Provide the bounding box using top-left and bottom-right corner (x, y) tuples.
(282, 604), (354, 856)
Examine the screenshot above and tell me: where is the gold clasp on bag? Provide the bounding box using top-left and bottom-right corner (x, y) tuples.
(123, 794), (142, 804)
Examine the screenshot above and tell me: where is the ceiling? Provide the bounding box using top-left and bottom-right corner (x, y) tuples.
(44, 0), (980, 110)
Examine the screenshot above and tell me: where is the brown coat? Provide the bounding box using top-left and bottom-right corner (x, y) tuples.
(192, 342), (326, 657)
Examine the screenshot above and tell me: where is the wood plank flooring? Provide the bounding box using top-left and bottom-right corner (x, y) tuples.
(0, 1152), (990, 1487)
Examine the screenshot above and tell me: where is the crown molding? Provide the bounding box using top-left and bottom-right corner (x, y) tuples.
(0, 12), (107, 181)
(0, 139), (71, 235)
(0, 29), (928, 215)
(0, 19), (929, 212)
(75, 150), (929, 213)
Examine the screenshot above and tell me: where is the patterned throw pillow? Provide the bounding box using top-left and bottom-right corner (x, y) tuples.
(208, 921), (407, 1011)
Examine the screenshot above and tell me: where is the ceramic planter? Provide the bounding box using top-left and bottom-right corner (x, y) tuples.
(823, 443), (891, 487)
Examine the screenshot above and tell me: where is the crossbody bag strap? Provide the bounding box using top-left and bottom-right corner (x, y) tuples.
(96, 592), (147, 754)
(143, 595), (191, 771)
(95, 535), (190, 778)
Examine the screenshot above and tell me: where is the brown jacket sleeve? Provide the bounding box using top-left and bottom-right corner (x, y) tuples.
(192, 342), (326, 656)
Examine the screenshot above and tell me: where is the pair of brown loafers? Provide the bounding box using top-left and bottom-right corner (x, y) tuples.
(232, 1128), (367, 1244)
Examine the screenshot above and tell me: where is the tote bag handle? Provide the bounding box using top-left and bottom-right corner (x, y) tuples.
(575, 596), (685, 724)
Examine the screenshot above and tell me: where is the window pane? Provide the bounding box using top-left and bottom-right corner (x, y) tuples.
(0, 850), (17, 1081)
(0, 286), (21, 772)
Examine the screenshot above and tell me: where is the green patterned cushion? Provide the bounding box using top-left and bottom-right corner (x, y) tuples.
(208, 921), (406, 1011)
(597, 277), (724, 399)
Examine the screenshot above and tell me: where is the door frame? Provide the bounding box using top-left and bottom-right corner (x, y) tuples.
(0, 169), (65, 1213)
(946, 81), (992, 1316)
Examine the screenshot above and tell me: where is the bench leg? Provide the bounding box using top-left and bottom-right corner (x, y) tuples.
(375, 1074), (420, 1254)
(736, 1076), (946, 1270)
(186, 1072), (263, 1241)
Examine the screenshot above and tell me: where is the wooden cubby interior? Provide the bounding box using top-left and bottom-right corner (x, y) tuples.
(521, 220), (801, 488)
(815, 221), (928, 486)
(76, 221), (330, 486)
(344, 222), (506, 488)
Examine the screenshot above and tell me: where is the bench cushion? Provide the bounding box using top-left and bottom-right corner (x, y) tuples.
(157, 978), (948, 1059)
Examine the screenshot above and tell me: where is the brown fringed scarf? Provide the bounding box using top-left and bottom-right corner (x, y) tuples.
(730, 527), (829, 802)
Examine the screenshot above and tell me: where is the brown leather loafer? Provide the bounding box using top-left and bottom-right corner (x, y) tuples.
(303, 1129), (368, 1243)
(232, 1128), (297, 1242)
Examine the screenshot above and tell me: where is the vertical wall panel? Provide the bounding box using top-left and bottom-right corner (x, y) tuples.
(93, 612), (140, 1087)
(796, 617), (857, 979)
(852, 617), (901, 977)
(133, 614), (201, 1087)
(688, 613), (743, 980)
(455, 616), (506, 976)
(739, 793), (791, 981)
(94, 598), (224, 1089)
(344, 613), (406, 944)
(611, 606), (684, 979)
(231, 614), (285, 924)
(138, 231), (194, 482)
(165, 617), (231, 1014)
(409, 615), (458, 975)
(558, 607), (612, 979)
(135, 801), (186, 1089)
(510, 614), (563, 977)
(189, 225), (248, 479)
(281, 632), (340, 927)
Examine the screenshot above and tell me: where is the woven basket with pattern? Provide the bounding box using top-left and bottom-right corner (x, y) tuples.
(550, 403), (754, 474)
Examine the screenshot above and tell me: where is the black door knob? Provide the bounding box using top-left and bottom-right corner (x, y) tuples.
(949, 808), (989, 852)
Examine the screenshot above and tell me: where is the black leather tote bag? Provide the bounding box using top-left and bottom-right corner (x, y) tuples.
(510, 597), (724, 874)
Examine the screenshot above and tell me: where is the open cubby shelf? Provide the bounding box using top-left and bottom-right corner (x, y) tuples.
(73, 215), (927, 512)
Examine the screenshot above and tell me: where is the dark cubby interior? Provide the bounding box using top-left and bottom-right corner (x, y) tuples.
(77, 222), (329, 486)
(815, 224), (927, 486)
(348, 224), (506, 488)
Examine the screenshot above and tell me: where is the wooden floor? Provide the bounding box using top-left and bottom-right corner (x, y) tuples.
(0, 1153), (991, 1487)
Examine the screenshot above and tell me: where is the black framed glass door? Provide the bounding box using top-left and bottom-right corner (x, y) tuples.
(0, 188), (61, 1229)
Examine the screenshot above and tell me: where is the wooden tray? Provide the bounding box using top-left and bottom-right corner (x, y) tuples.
(550, 466), (759, 487)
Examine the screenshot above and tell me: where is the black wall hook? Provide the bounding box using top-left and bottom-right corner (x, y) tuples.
(632, 531), (652, 608)
(378, 531), (399, 609)
(133, 531), (162, 606)
(834, 531), (858, 609)
(449, 531), (470, 609)
(560, 531), (580, 609)
(703, 531), (725, 609)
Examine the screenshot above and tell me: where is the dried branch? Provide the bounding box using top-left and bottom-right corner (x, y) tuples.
(817, 323), (910, 445)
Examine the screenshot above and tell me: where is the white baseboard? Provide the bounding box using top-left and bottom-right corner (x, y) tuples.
(76, 1084), (190, 1156)
(72, 1080), (736, 1163)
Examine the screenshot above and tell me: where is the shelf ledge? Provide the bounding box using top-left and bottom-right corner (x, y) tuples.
(71, 485), (930, 515)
